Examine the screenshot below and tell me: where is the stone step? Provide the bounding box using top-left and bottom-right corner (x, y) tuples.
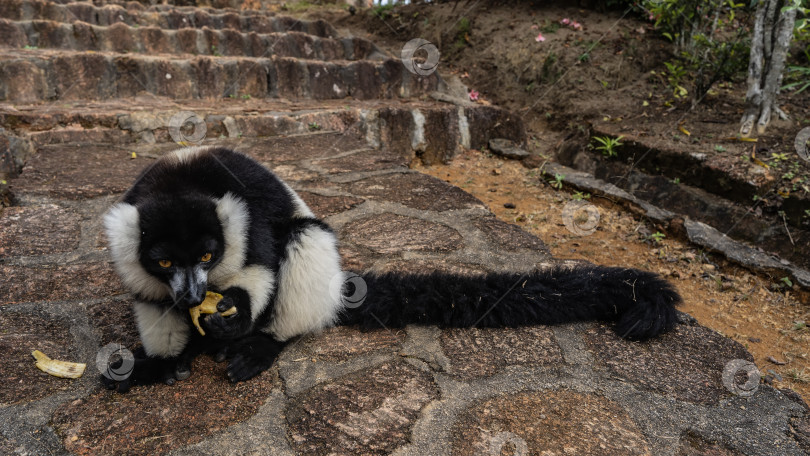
(0, 97), (526, 170)
(0, 19), (384, 60)
(0, 0), (336, 36)
(0, 48), (439, 102)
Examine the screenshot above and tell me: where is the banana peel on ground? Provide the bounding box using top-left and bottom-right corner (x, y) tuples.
(31, 350), (86, 379)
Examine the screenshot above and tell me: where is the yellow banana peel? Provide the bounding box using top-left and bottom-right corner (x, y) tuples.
(31, 350), (86, 379)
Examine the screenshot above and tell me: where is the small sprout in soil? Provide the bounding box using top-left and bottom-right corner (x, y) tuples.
(308, 122), (321, 131)
(787, 368), (810, 384)
(241, 94), (251, 100)
(550, 173), (565, 190)
(648, 232), (666, 244)
(578, 52), (590, 63)
(540, 20), (561, 34)
(211, 45), (222, 57)
(671, 177), (681, 184)
(714, 145), (726, 152)
(780, 277), (794, 288)
(770, 153), (789, 163)
(571, 191), (590, 200)
(793, 320), (807, 331)
(591, 135), (623, 158)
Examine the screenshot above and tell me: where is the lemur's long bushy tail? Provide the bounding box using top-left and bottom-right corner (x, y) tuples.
(338, 264), (681, 340)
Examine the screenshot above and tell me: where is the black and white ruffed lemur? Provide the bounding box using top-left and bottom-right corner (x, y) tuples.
(102, 146), (681, 391)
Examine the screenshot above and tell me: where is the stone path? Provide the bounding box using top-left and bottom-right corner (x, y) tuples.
(0, 1), (808, 455)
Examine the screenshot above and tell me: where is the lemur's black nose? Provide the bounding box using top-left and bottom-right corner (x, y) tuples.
(173, 267), (207, 309)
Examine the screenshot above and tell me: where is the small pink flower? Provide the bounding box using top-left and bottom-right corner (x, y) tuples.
(571, 21), (582, 30)
(535, 32), (545, 42)
(561, 18), (570, 25)
(648, 13), (654, 21)
(469, 90), (479, 101)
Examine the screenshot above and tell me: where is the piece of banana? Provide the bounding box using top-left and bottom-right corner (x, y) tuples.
(189, 291), (237, 336)
(31, 350), (86, 379)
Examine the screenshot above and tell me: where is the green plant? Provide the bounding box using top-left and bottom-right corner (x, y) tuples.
(211, 45), (222, 57)
(783, 65), (810, 94)
(649, 232), (666, 243)
(771, 152), (789, 163)
(371, 4), (394, 19)
(591, 135), (624, 157)
(663, 61), (689, 98)
(541, 52), (559, 82)
(454, 17), (472, 50)
(714, 145), (726, 152)
(308, 122), (321, 131)
(644, 0), (751, 104)
(781, 277), (795, 288)
(572, 191), (591, 200)
(550, 173), (565, 190)
(540, 20), (561, 34)
(671, 177), (681, 184)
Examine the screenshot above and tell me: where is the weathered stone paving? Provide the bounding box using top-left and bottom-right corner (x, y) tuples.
(0, 1), (807, 455)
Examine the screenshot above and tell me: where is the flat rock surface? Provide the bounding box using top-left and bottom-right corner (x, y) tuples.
(452, 390), (651, 455)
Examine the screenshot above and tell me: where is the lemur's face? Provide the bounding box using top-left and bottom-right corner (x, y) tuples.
(138, 195), (225, 309)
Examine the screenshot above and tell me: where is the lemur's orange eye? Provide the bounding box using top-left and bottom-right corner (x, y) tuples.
(158, 259), (172, 268)
(200, 253), (212, 263)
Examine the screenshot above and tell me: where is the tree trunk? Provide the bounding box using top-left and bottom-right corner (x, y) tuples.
(740, 0), (798, 137)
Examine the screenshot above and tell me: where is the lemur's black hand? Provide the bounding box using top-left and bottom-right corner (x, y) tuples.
(200, 293), (253, 339)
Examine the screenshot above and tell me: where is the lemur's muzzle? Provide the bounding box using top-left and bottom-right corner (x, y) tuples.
(170, 266), (208, 309)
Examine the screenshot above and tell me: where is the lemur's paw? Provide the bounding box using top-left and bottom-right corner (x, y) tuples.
(226, 354), (265, 383)
(212, 347), (228, 363)
(202, 312), (250, 339)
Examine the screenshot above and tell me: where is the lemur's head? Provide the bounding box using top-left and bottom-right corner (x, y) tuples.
(104, 192), (243, 309)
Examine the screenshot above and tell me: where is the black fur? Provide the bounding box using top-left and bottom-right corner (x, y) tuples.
(341, 266), (681, 340)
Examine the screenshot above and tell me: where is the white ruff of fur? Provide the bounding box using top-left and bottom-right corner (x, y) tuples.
(103, 203), (170, 301)
(209, 192), (250, 286)
(267, 226), (344, 341)
(167, 145), (211, 165)
(133, 302), (190, 357)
